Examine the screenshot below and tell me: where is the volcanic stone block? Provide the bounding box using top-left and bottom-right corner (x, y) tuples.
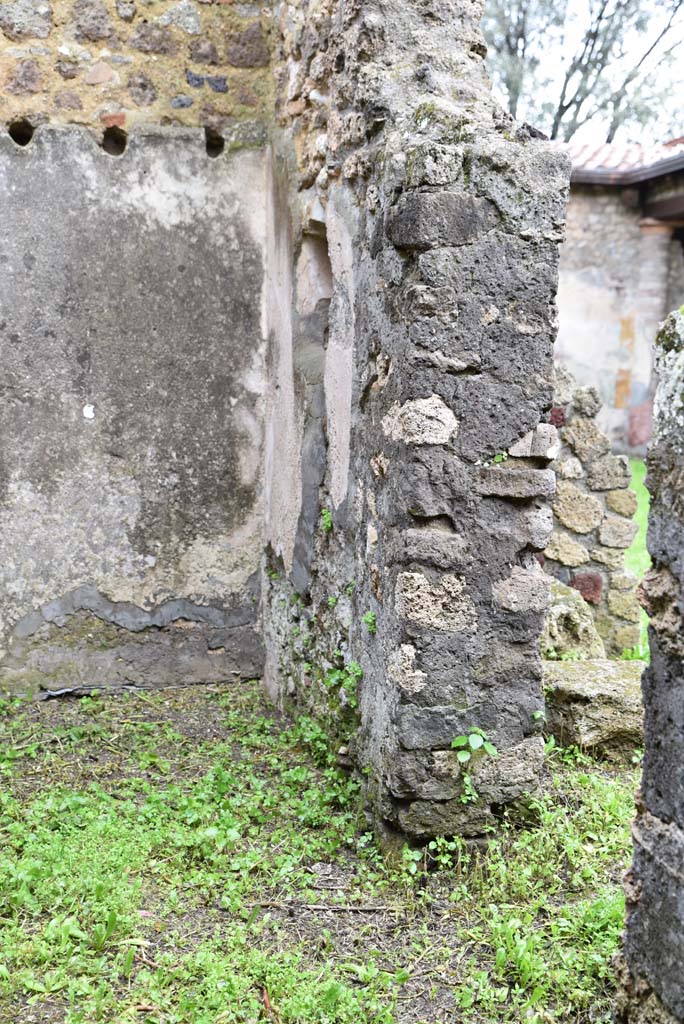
(475, 467), (556, 499)
(587, 454), (631, 491)
(607, 488), (638, 517)
(599, 515), (639, 548)
(554, 481), (604, 533)
(541, 579), (605, 660)
(562, 417), (611, 462)
(545, 532), (590, 567)
(387, 192), (500, 251)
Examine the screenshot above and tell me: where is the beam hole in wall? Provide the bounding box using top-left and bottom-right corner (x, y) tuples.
(8, 120), (35, 148)
(101, 127), (128, 157)
(205, 128), (225, 159)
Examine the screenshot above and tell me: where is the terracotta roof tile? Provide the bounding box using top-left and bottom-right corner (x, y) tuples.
(566, 138), (684, 173)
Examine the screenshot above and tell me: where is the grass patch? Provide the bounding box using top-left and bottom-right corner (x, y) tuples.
(624, 458), (650, 580)
(624, 458), (651, 651)
(0, 685), (638, 1023)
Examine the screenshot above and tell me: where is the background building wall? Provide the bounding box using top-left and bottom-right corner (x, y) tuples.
(557, 184), (683, 453)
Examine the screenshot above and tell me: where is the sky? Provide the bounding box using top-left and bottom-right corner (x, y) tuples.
(485, 0), (684, 145)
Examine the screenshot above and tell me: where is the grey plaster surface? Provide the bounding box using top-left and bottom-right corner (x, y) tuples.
(0, 126), (267, 690)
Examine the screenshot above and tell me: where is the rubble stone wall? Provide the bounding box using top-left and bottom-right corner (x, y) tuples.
(619, 309), (684, 1023)
(263, 0), (569, 839)
(544, 365), (641, 657)
(0, 0), (273, 139)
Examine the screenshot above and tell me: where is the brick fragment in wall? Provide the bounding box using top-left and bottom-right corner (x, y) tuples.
(570, 572), (603, 605)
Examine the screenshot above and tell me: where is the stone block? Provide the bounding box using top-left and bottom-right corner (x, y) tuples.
(387, 191), (499, 251)
(398, 528), (469, 570)
(0, 0), (52, 39)
(388, 645), (428, 697)
(508, 423), (560, 460)
(395, 572), (477, 633)
(592, 545), (625, 569)
(587, 453), (631, 491)
(130, 23), (177, 54)
(73, 0), (113, 40)
(398, 797), (493, 839)
(475, 466), (555, 499)
(600, 515), (639, 549)
(562, 417), (611, 463)
(574, 386), (602, 418)
(570, 571), (603, 605)
(554, 364), (576, 406)
(554, 455), (583, 479)
(492, 565), (550, 613)
(608, 589), (641, 623)
(612, 571), (640, 591)
(157, 0), (201, 35)
(607, 488), (638, 517)
(226, 22), (270, 68)
(624, 812), (684, 1021)
(382, 396), (458, 446)
(614, 623), (642, 651)
(541, 579), (605, 660)
(6, 58), (42, 94)
(519, 505), (554, 551)
(396, 703), (498, 751)
(554, 480), (603, 534)
(544, 658), (644, 760)
(545, 532), (590, 567)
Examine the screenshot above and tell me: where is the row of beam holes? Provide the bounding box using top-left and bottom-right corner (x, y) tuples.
(7, 119), (226, 158)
